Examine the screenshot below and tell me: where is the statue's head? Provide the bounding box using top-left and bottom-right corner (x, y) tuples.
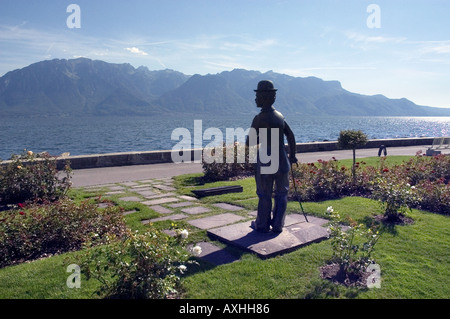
(254, 80), (277, 108)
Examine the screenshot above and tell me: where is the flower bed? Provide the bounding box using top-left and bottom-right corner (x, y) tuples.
(291, 153), (449, 216)
(0, 150), (71, 206)
(0, 198), (128, 268)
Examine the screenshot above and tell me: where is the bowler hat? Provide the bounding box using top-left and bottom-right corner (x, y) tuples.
(254, 80), (277, 92)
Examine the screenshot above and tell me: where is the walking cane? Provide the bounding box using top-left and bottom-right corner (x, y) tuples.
(290, 163), (309, 223)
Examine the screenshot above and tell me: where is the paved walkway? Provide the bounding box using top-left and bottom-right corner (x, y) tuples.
(71, 144), (447, 187)
(87, 175), (329, 265)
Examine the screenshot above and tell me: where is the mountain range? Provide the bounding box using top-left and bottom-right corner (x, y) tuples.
(1, 57), (449, 117)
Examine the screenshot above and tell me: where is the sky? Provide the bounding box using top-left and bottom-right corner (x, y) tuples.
(1, 0), (449, 108)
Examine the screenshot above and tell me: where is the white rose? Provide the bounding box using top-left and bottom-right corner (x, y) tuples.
(192, 245), (202, 256)
(179, 229), (189, 239)
(178, 265), (187, 273)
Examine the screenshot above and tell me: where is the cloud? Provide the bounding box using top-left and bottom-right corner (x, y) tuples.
(417, 40), (450, 55)
(345, 31), (406, 44)
(125, 47), (148, 56)
(220, 38), (277, 52)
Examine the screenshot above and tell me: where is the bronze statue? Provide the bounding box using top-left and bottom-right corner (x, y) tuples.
(247, 80), (298, 233)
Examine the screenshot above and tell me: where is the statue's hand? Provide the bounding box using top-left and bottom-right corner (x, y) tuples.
(289, 156), (298, 164)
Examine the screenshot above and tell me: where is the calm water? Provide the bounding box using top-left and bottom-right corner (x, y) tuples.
(0, 114), (449, 160)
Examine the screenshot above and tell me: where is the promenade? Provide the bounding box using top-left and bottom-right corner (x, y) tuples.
(71, 144), (449, 187)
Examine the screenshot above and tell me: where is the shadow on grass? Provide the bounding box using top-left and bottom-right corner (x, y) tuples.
(305, 278), (368, 299)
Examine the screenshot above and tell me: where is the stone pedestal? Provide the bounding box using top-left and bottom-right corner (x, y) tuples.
(208, 216), (329, 259)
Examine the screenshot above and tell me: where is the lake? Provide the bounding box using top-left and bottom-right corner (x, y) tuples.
(1, 114), (449, 160)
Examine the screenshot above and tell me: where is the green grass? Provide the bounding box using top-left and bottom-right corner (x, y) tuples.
(0, 250), (101, 299)
(0, 156), (448, 299)
(338, 156), (411, 167)
(181, 201), (449, 299)
(336, 155), (412, 169)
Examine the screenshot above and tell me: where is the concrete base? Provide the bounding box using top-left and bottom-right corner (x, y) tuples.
(207, 219), (329, 259)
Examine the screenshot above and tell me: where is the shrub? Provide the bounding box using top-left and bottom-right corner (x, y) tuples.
(415, 179), (450, 215)
(290, 158), (374, 201)
(292, 153), (449, 215)
(0, 198), (128, 268)
(337, 130), (368, 181)
(402, 153), (450, 186)
(202, 142), (254, 182)
(80, 228), (199, 299)
(0, 150), (72, 205)
(371, 179), (420, 221)
(326, 206), (380, 276)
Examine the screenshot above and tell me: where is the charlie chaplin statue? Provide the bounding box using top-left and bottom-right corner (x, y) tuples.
(247, 80), (298, 233)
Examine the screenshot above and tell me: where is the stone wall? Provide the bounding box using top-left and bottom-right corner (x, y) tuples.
(0, 137), (435, 170)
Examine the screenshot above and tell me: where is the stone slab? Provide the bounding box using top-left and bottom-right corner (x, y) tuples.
(135, 189), (157, 197)
(285, 213), (330, 226)
(284, 213), (329, 226)
(141, 213), (187, 224)
(248, 210), (257, 217)
(108, 186), (126, 191)
(179, 195), (198, 201)
(120, 182), (139, 187)
(212, 203), (244, 211)
(149, 205), (173, 214)
(181, 206), (212, 215)
(187, 213), (246, 230)
(131, 184), (152, 189)
(105, 191), (126, 196)
(143, 192), (176, 199)
(118, 196), (142, 202)
(153, 184), (176, 191)
(207, 220), (329, 259)
(169, 201), (194, 208)
(142, 197), (180, 206)
(188, 242), (240, 266)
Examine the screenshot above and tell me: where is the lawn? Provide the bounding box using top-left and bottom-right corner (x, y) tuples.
(0, 156), (448, 299)
(181, 197), (449, 299)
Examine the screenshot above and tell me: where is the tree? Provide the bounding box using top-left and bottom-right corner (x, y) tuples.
(337, 130), (368, 182)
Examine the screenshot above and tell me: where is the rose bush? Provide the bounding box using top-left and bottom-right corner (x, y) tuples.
(323, 206), (380, 286)
(0, 198), (128, 268)
(202, 142), (254, 182)
(0, 150), (71, 206)
(80, 227), (199, 299)
(292, 153), (449, 216)
(372, 179), (420, 222)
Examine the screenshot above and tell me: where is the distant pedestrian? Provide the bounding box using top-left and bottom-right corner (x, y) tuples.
(378, 145), (387, 157)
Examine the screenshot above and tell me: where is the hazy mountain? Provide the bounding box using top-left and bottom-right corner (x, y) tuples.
(1, 58), (449, 117)
(0, 58), (188, 116)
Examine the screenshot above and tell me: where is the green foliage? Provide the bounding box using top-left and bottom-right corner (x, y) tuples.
(291, 158), (375, 201)
(292, 153), (449, 216)
(326, 206), (380, 275)
(372, 179), (420, 221)
(416, 179), (450, 215)
(202, 142), (254, 182)
(0, 150), (72, 205)
(0, 198), (128, 268)
(80, 227), (198, 299)
(337, 130), (368, 180)
(337, 130), (368, 150)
